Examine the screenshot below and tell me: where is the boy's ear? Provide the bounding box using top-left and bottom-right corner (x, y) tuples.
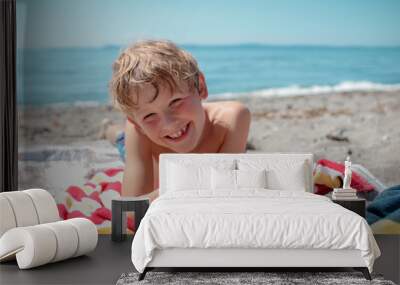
(197, 72), (208, 100)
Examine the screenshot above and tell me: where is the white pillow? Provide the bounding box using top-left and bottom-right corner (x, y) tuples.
(166, 160), (236, 192)
(238, 159), (308, 191)
(236, 169), (267, 188)
(211, 168), (236, 190)
(211, 168), (268, 190)
(166, 162), (210, 191)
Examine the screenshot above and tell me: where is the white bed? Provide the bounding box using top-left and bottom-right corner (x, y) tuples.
(131, 153), (381, 281)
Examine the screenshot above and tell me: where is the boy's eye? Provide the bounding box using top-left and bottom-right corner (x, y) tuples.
(143, 113), (156, 121)
(170, 98), (182, 107)
(143, 98), (182, 120)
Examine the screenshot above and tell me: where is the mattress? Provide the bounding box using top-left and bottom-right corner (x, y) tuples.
(131, 190), (381, 273)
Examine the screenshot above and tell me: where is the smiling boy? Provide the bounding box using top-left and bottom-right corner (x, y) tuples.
(109, 40), (251, 202)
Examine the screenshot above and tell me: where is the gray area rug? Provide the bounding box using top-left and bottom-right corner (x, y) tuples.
(116, 271), (395, 285)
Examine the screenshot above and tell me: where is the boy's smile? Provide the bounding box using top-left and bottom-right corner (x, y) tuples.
(164, 121), (190, 141)
(130, 74), (208, 153)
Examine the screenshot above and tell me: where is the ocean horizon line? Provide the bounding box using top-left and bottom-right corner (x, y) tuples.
(18, 43), (400, 51)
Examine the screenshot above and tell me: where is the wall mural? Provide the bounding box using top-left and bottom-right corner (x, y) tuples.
(17, 0), (400, 235)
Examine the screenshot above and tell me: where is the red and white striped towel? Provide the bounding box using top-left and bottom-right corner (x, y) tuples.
(56, 167), (134, 234)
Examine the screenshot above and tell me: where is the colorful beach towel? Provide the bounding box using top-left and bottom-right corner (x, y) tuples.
(313, 159), (375, 195)
(56, 167), (134, 234)
(367, 185), (400, 234)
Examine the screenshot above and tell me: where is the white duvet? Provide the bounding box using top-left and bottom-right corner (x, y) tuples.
(131, 190), (380, 273)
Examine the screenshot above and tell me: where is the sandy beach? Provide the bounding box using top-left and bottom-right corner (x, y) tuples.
(17, 90), (400, 191)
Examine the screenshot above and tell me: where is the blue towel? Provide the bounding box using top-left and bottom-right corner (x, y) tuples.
(366, 185), (400, 225)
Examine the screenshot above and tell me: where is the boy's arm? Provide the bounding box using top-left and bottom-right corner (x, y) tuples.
(218, 102), (251, 153)
(121, 120), (154, 197)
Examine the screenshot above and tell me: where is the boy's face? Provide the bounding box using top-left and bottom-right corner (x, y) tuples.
(129, 73), (208, 153)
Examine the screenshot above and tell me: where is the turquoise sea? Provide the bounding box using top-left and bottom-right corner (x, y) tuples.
(17, 44), (400, 106)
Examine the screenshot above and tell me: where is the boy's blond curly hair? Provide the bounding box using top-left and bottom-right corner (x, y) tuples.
(109, 39), (200, 115)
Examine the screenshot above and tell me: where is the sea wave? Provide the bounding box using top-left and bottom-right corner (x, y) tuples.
(72, 100), (104, 107)
(19, 81), (400, 108)
(211, 81), (400, 99)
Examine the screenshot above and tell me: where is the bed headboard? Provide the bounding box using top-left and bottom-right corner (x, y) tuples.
(159, 153), (314, 195)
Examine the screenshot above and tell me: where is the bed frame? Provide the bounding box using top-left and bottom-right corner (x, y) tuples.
(139, 248), (371, 280)
(138, 153), (372, 281)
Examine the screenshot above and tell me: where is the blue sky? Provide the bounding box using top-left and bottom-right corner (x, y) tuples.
(17, 0), (400, 48)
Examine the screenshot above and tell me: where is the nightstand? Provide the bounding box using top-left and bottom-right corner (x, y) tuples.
(112, 197), (150, 241)
(332, 198), (366, 218)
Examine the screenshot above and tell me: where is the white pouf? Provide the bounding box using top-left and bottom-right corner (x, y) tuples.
(0, 189), (98, 269)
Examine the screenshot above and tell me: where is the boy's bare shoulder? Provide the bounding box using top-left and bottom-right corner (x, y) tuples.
(203, 100), (251, 152)
(204, 100), (250, 129)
